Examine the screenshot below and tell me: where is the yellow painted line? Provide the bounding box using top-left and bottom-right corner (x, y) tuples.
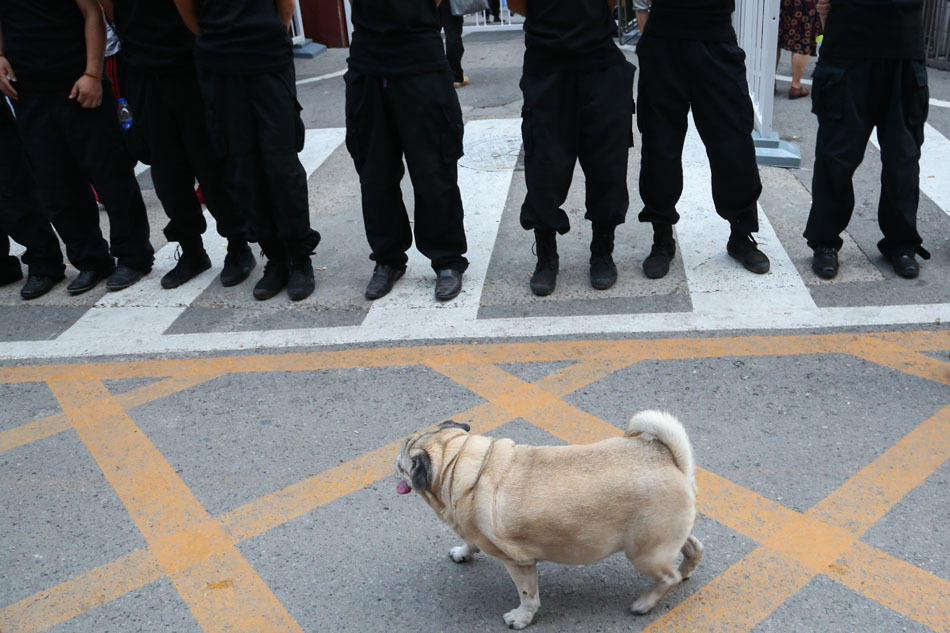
(426, 352), (624, 445)
(695, 469), (801, 544)
(641, 546), (814, 633)
(846, 337), (950, 386)
(808, 405), (950, 535)
(0, 374), (220, 454)
(0, 549), (163, 633)
(47, 379), (305, 633)
(829, 540), (950, 633)
(2, 330), (949, 384)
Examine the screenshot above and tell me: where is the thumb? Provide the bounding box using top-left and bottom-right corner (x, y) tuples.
(69, 82), (79, 100)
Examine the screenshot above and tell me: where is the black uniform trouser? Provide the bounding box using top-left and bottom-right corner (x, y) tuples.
(344, 68), (469, 273)
(519, 60), (636, 235)
(486, 0), (500, 19)
(199, 64), (319, 260)
(13, 85), (154, 272)
(804, 58), (928, 257)
(122, 66), (246, 247)
(636, 34), (761, 234)
(0, 102), (64, 277)
(439, 1), (465, 83)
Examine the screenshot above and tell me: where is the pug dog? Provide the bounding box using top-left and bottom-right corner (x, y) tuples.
(395, 410), (702, 629)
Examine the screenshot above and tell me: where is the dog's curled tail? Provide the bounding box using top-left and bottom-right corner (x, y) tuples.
(626, 410), (695, 486)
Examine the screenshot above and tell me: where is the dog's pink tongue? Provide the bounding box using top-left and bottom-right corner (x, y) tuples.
(396, 481), (411, 495)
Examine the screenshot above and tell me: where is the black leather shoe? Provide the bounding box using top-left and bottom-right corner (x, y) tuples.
(1, 256), (23, 286)
(811, 247), (839, 279)
(727, 233), (770, 274)
(364, 263), (405, 300)
(435, 268), (462, 301)
(887, 252), (919, 279)
(67, 264), (115, 295)
(161, 250), (211, 289)
(106, 265), (148, 291)
(21, 273), (65, 300)
(253, 260), (289, 300)
(220, 243), (256, 287)
(286, 256), (315, 301)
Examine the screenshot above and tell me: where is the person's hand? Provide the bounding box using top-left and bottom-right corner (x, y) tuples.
(0, 55), (18, 100)
(816, 0), (830, 25)
(69, 74), (102, 108)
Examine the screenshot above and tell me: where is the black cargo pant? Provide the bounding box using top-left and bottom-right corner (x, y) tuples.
(636, 34), (761, 234)
(199, 64), (319, 261)
(344, 68), (469, 273)
(0, 102), (64, 277)
(122, 65), (247, 247)
(804, 58), (928, 258)
(13, 85), (154, 272)
(519, 60), (636, 235)
(439, 0), (465, 84)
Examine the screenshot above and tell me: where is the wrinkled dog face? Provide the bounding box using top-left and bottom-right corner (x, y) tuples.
(395, 421), (471, 495)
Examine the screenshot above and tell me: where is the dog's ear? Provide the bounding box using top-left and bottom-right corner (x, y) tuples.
(438, 420), (471, 433)
(410, 450), (432, 492)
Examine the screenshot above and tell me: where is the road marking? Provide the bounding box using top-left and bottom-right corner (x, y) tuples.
(678, 114), (816, 313)
(362, 118), (521, 327)
(47, 379), (306, 633)
(295, 68), (346, 86)
(829, 540), (950, 633)
(1, 333), (947, 632)
(0, 374), (220, 454)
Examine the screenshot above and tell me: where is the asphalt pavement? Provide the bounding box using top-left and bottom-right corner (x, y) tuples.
(1, 28), (948, 633)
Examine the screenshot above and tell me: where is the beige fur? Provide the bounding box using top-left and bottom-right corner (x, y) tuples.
(395, 411), (703, 629)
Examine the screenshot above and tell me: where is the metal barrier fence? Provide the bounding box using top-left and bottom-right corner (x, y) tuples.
(925, 0), (950, 69)
(733, 0), (801, 167)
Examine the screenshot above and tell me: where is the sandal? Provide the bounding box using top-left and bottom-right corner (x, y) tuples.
(789, 86), (810, 100)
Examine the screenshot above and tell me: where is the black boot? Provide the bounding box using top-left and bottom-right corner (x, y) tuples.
(287, 255), (315, 301)
(642, 222), (675, 279)
(589, 224), (618, 290)
(253, 258), (289, 300)
(161, 240), (211, 289)
(220, 239), (256, 287)
(529, 230), (558, 296)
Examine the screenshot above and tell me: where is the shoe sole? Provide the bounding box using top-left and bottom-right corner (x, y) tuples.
(591, 276), (617, 290)
(435, 286), (462, 301)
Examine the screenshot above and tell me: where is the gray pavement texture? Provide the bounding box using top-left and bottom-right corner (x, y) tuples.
(1, 28), (948, 633)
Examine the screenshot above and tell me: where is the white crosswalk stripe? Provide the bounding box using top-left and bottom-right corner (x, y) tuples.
(678, 114), (816, 313)
(1, 118), (948, 361)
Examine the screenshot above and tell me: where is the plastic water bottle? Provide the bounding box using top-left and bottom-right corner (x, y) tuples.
(117, 97), (133, 131)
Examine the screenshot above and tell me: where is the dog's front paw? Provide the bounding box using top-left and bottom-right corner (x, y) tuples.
(449, 544), (477, 563)
(503, 607), (535, 629)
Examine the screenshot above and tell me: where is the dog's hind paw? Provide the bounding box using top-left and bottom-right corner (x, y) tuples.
(449, 544), (478, 563)
(503, 607), (535, 629)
